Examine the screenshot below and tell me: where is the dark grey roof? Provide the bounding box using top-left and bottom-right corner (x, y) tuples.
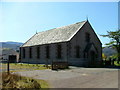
(22, 21), (87, 47)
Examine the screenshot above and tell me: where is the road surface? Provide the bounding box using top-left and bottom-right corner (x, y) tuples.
(14, 67), (119, 88)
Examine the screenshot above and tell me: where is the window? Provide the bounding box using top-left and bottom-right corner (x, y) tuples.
(46, 45), (50, 59)
(19, 47), (22, 59)
(75, 46), (80, 58)
(29, 47), (32, 58)
(57, 44), (61, 59)
(37, 46), (40, 59)
(23, 48), (25, 58)
(85, 33), (90, 42)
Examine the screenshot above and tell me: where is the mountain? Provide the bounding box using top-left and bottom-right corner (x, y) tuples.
(4, 41), (23, 45)
(102, 46), (117, 57)
(0, 41), (23, 51)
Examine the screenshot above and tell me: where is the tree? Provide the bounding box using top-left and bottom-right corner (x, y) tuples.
(102, 53), (107, 60)
(101, 30), (120, 63)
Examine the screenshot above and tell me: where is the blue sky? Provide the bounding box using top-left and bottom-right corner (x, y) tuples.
(1, 2), (118, 46)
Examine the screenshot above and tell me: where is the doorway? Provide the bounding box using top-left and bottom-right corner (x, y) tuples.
(90, 51), (96, 66)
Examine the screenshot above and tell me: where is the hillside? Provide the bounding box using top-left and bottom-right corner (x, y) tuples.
(102, 47), (117, 57)
(1, 41), (23, 51)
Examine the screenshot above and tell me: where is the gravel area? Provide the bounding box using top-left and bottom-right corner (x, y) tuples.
(14, 67), (119, 88)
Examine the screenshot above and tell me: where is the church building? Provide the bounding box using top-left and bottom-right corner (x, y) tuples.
(20, 20), (102, 67)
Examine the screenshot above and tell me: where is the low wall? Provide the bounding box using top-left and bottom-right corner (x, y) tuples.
(68, 58), (89, 67)
(21, 58), (90, 67)
(20, 58), (102, 67)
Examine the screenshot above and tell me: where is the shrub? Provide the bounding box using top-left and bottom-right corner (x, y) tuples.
(2, 72), (41, 89)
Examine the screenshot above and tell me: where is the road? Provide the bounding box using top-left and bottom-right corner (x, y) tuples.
(14, 67), (119, 88)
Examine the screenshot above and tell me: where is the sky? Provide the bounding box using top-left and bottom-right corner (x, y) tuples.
(0, 1), (119, 46)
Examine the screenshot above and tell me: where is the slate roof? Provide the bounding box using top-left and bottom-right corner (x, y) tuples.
(22, 20), (87, 47)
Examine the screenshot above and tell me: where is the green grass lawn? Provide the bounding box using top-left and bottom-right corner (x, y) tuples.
(2, 63), (50, 72)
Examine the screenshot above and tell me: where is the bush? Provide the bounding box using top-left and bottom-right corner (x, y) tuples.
(2, 72), (41, 89)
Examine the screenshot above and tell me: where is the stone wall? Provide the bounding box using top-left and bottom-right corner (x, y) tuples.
(20, 42), (68, 64)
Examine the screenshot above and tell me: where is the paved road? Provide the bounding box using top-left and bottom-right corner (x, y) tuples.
(14, 67), (119, 88)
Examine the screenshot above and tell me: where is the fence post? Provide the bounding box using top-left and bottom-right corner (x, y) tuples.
(7, 59), (10, 74)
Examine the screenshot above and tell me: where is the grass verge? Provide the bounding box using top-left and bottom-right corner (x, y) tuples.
(2, 63), (50, 72)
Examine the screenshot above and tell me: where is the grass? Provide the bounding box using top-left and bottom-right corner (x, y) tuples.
(2, 63), (50, 72)
(1, 72), (49, 89)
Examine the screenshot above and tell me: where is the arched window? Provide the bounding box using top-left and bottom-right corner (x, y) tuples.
(37, 46), (40, 59)
(57, 44), (61, 59)
(85, 33), (90, 42)
(46, 45), (50, 59)
(29, 47), (32, 58)
(75, 46), (80, 58)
